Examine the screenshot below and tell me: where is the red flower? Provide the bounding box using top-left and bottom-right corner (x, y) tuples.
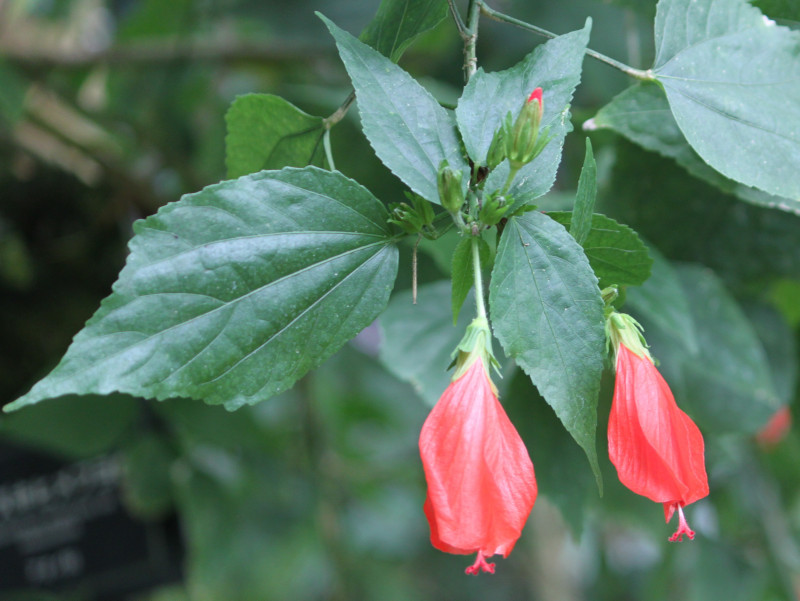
(419, 357), (537, 574)
(756, 406), (792, 447)
(608, 343), (709, 542)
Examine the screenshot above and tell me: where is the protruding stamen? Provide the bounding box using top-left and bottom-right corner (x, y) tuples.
(465, 550), (496, 575)
(668, 503), (696, 542)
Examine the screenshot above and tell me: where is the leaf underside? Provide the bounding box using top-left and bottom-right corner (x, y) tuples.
(653, 0), (800, 200)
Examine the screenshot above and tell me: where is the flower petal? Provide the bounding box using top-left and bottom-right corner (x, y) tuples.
(608, 344), (708, 507)
(420, 359), (537, 558)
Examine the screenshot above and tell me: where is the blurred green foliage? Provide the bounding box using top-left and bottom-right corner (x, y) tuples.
(1, 1), (799, 600)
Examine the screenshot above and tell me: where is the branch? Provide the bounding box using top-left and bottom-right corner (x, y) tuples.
(0, 38), (326, 69)
(478, 1), (654, 81)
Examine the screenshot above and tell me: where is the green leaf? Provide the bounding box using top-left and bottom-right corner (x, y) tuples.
(637, 264), (781, 434)
(489, 211), (605, 486)
(379, 280), (471, 405)
(7, 167), (398, 412)
(607, 139), (800, 285)
(652, 0), (800, 199)
(744, 302), (798, 404)
(547, 212), (652, 288)
(320, 14), (468, 204)
(225, 94), (325, 179)
(771, 279), (800, 328)
(122, 433), (176, 518)
(456, 21), (591, 167)
(679, 265), (781, 433)
(624, 245), (698, 354)
(450, 236), (490, 325)
(570, 138), (597, 245)
(588, 81), (800, 213)
(506, 370), (594, 537)
(359, 0), (449, 62)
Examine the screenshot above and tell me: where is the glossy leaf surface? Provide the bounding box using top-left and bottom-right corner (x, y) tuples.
(8, 168), (398, 412)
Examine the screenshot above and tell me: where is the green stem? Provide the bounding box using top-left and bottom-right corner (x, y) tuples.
(446, 0), (470, 39)
(502, 164), (520, 195)
(450, 209), (467, 232)
(471, 234), (487, 319)
(478, 0), (654, 81)
(463, 0), (481, 81)
(323, 129), (336, 171)
(323, 90), (356, 129)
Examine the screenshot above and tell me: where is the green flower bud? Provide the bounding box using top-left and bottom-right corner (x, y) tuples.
(437, 160), (465, 214)
(478, 191), (512, 226)
(387, 193), (435, 235)
(504, 87), (546, 169)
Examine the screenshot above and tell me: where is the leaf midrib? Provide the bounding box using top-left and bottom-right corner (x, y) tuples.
(65, 240), (390, 383)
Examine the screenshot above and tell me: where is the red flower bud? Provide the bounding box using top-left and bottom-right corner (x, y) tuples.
(608, 343), (709, 542)
(527, 87), (543, 108)
(419, 358), (537, 574)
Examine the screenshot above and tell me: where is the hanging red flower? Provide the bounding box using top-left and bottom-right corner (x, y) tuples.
(419, 318), (537, 574)
(607, 313), (709, 542)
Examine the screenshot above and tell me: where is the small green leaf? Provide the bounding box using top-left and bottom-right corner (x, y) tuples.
(320, 14), (468, 204)
(652, 0), (800, 199)
(450, 236), (490, 325)
(379, 280), (471, 405)
(225, 94), (325, 178)
(489, 212), (605, 487)
(456, 21), (591, 167)
(7, 167), (398, 412)
(547, 212), (652, 288)
(359, 0), (448, 62)
(589, 81), (800, 214)
(570, 138), (596, 245)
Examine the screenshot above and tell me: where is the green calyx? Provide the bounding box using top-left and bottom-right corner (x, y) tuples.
(605, 310), (652, 364)
(388, 193), (436, 235)
(478, 190), (512, 226)
(486, 124), (507, 170)
(450, 316), (500, 384)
